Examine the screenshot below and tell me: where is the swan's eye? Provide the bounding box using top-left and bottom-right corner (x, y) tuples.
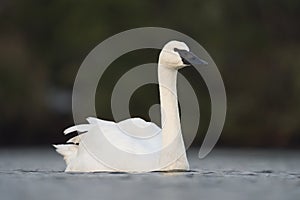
(174, 48), (188, 55)
(174, 48), (189, 57)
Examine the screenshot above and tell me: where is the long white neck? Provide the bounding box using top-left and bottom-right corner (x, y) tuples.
(158, 62), (182, 144)
(157, 53), (189, 170)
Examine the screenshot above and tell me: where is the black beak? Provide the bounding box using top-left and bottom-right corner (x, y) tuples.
(174, 48), (208, 65)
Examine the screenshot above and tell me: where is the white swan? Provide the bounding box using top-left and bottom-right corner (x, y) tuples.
(54, 40), (208, 172)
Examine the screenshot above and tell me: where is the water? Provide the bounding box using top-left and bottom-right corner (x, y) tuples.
(0, 148), (299, 200)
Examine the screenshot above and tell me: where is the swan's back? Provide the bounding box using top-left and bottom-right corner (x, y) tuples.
(54, 117), (163, 172)
(90, 117), (162, 154)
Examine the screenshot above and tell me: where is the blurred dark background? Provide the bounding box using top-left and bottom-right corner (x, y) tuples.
(0, 0), (299, 148)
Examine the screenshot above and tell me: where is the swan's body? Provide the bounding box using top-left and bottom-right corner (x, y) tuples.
(54, 40), (207, 172)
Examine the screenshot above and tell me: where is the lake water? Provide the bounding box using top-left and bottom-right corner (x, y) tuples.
(0, 148), (299, 200)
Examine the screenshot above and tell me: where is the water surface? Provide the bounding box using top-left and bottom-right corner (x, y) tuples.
(0, 148), (299, 200)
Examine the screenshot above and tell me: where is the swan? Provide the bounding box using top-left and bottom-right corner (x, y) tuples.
(54, 40), (208, 172)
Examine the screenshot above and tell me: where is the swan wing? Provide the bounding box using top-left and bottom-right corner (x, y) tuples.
(78, 117), (162, 153)
(102, 118), (162, 154)
(55, 117), (165, 172)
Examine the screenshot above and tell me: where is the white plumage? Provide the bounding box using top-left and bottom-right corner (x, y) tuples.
(54, 40), (207, 172)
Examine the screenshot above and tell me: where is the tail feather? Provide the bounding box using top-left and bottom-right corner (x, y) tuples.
(53, 144), (78, 165)
(64, 124), (91, 135)
(67, 135), (82, 144)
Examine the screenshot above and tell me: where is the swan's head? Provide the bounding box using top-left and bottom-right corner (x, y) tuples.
(159, 40), (208, 70)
